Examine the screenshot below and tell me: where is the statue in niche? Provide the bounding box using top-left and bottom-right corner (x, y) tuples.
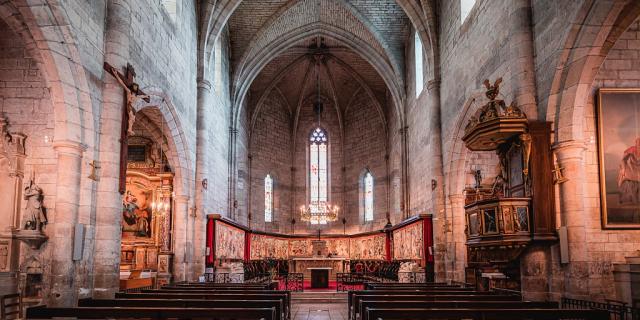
(492, 154), (508, 196)
(23, 179), (47, 231)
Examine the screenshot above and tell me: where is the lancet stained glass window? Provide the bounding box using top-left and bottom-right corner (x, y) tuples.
(265, 174), (273, 222)
(309, 127), (328, 224)
(364, 171), (374, 222)
(415, 32), (423, 97)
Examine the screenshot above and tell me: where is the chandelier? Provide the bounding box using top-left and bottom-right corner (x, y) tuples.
(299, 38), (339, 225)
(300, 201), (339, 225)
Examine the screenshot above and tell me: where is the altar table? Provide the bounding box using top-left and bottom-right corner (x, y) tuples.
(308, 267), (332, 288)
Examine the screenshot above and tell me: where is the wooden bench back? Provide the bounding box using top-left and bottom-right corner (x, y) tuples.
(349, 293), (522, 320)
(364, 308), (609, 320)
(79, 298), (284, 320)
(26, 305), (276, 320)
(358, 301), (558, 320)
(0, 293), (21, 320)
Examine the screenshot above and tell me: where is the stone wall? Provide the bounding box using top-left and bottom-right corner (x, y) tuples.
(0, 18), (57, 297)
(577, 19), (640, 300)
(343, 90), (388, 232)
(249, 91), (292, 233)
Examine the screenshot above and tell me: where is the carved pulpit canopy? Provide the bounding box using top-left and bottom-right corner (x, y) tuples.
(462, 78), (528, 151)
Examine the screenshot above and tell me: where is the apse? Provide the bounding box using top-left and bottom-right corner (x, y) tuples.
(241, 36), (395, 235)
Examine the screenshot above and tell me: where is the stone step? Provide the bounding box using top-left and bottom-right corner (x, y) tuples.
(291, 291), (348, 304)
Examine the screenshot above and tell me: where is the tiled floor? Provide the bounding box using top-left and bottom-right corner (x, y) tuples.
(291, 303), (349, 320)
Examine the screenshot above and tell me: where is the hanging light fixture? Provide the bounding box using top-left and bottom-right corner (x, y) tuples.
(299, 38), (339, 225)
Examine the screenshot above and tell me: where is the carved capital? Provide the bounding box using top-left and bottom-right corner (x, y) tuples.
(174, 195), (190, 204)
(197, 79), (212, 91)
(52, 140), (87, 158)
(426, 79), (441, 92)
(552, 140), (586, 164)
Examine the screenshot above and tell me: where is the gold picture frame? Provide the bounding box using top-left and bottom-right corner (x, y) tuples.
(597, 88), (640, 229)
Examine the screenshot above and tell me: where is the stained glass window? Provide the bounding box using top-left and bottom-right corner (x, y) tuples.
(364, 171), (374, 222)
(460, 0), (476, 23)
(309, 127), (328, 224)
(265, 174), (273, 222)
(415, 32), (423, 97)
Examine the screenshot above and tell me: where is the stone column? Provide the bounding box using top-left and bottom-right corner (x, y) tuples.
(172, 195), (190, 282)
(193, 79), (212, 278)
(426, 79), (447, 281)
(509, 0), (538, 119)
(92, 0), (131, 299)
(227, 126), (237, 219)
(553, 141), (589, 298)
(50, 140), (85, 306)
(445, 194), (466, 282)
(400, 126), (410, 219)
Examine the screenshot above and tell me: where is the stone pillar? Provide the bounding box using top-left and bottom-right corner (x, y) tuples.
(426, 79), (447, 281)
(520, 244), (552, 301)
(92, 0), (131, 299)
(172, 195), (190, 282)
(509, 0), (538, 120)
(193, 79), (212, 278)
(553, 141), (589, 298)
(228, 126), (237, 219)
(400, 125), (410, 219)
(50, 140), (85, 306)
(444, 194), (467, 282)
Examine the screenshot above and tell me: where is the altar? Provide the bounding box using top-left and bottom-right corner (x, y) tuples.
(308, 267), (332, 288)
(292, 257), (347, 280)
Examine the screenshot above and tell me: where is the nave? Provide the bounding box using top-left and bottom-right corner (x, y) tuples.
(2, 0), (640, 318)
(18, 280), (610, 319)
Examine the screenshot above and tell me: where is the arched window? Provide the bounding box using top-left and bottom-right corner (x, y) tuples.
(364, 171), (374, 222)
(460, 0), (476, 23)
(265, 174), (273, 222)
(415, 32), (423, 97)
(161, 0), (178, 22)
(309, 127), (328, 224)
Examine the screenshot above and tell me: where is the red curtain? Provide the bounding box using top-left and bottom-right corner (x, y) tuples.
(206, 217), (215, 266)
(423, 216), (434, 263)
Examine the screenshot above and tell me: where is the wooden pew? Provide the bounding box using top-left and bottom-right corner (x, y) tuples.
(170, 283), (269, 288)
(349, 293), (522, 320)
(135, 289), (291, 311)
(348, 290), (516, 311)
(364, 286), (476, 291)
(171, 282), (277, 289)
(364, 307), (609, 320)
(26, 305), (277, 319)
(358, 301), (558, 320)
(79, 298), (286, 320)
(117, 291), (290, 319)
(364, 283), (467, 290)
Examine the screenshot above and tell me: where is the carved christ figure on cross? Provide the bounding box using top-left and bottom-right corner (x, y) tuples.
(105, 62), (149, 136)
(103, 62), (150, 194)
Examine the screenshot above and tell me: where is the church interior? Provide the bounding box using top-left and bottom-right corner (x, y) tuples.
(1, 0), (640, 319)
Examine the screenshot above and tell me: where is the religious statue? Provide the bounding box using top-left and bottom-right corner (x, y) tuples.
(109, 66), (149, 137)
(492, 161), (507, 196)
(23, 179), (47, 231)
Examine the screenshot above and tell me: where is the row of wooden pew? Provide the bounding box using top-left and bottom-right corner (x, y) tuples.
(349, 282), (609, 320)
(26, 282), (290, 319)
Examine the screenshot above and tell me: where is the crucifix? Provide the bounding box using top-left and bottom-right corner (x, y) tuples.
(103, 62), (149, 194)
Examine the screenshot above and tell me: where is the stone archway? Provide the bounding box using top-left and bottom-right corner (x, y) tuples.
(132, 89), (200, 282)
(0, 1), (98, 306)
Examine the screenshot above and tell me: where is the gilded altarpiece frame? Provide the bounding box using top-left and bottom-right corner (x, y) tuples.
(121, 135), (174, 286)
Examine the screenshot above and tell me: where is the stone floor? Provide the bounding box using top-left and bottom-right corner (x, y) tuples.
(291, 303), (349, 320)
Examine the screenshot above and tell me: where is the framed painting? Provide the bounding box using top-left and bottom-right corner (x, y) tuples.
(597, 88), (640, 229)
